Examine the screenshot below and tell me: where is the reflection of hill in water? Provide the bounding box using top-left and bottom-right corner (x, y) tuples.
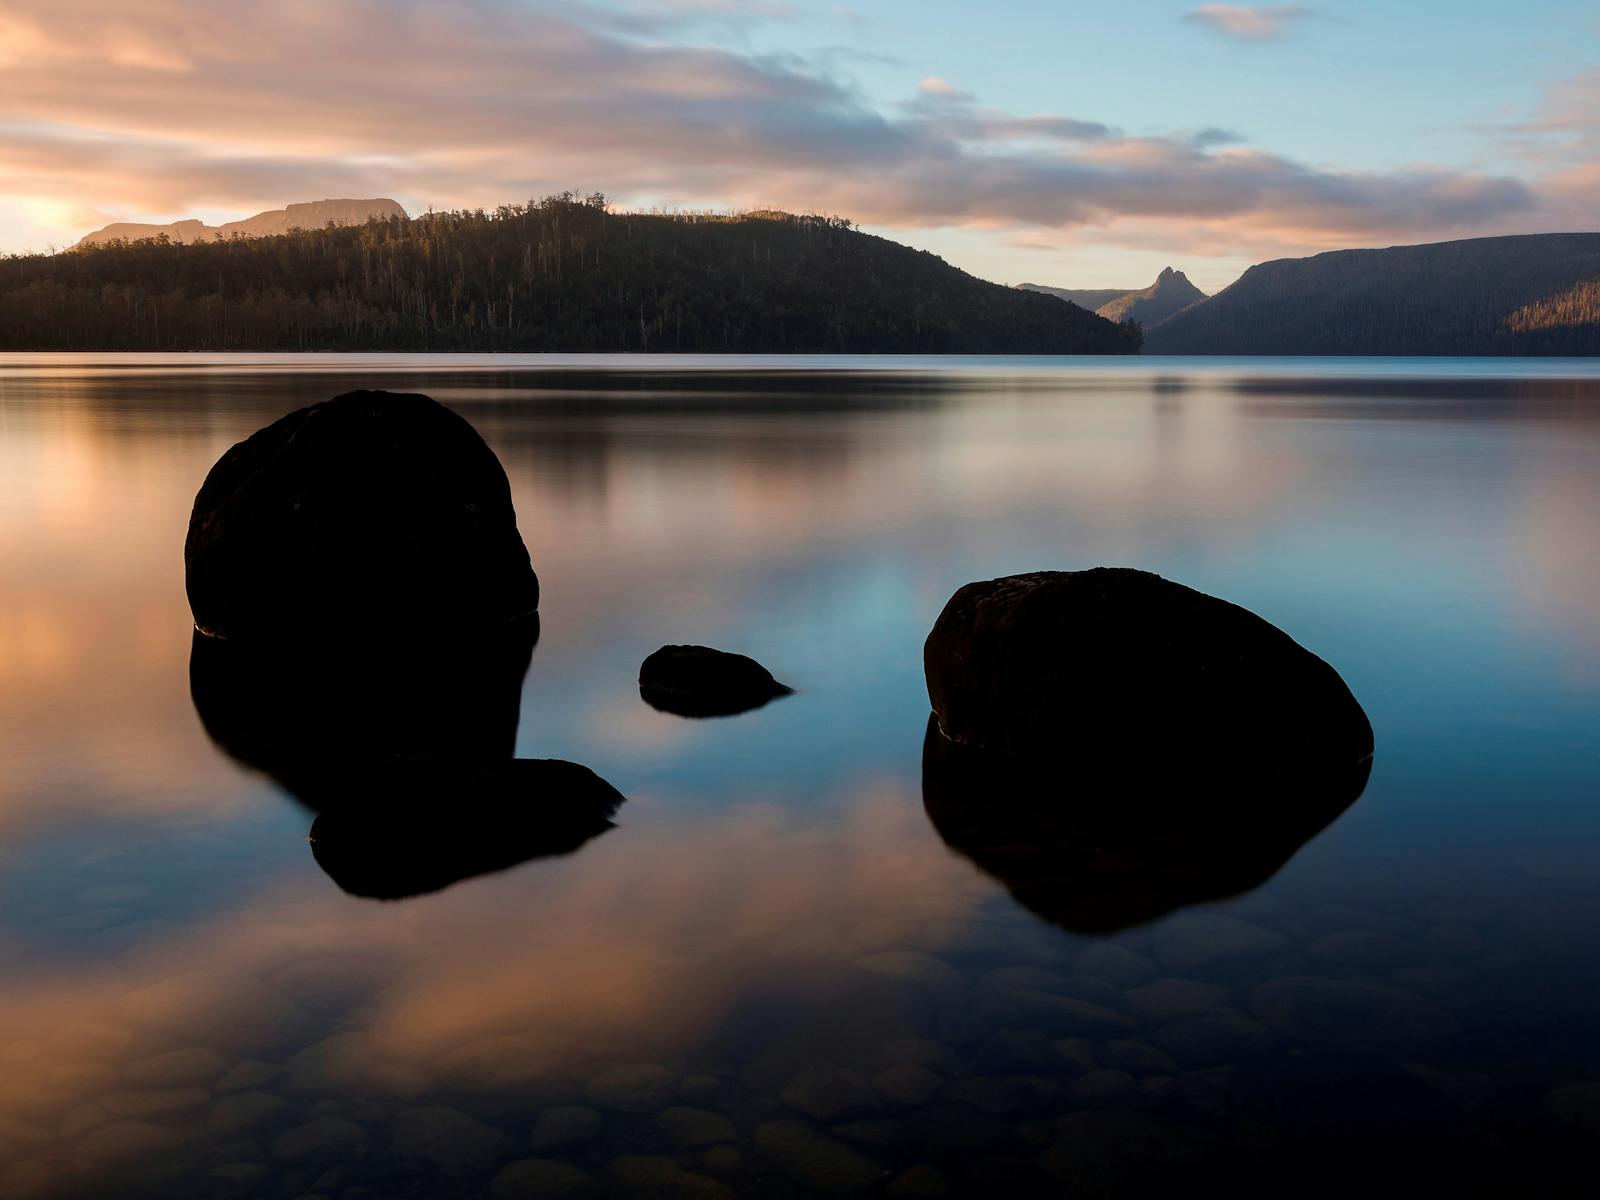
(921, 717), (1370, 933)
(189, 619), (622, 899)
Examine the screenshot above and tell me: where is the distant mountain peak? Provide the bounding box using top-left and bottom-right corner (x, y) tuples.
(1095, 267), (1207, 326)
(78, 199), (407, 248)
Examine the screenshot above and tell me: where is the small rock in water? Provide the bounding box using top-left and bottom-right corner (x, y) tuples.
(1075, 944), (1158, 988)
(887, 1164), (953, 1198)
(99, 1088), (210, 1118)
(1545, 1082), (1600, 1132)
(601, 1154), (734, 1200)
(648, 1106), (735, 1150)
(872, 1065), (943, 1109)
(76, 1121), (182, 1165)
(123, 1047), (229, 1089)
(1151, 914), (1287, 974)
(854, 951), (963, 994)
(390, 1105), (512, 1174)
(1068, 1069), (1139, 1108)
(60, 1105), (107, 1139)
(780, 1065), (881, 1122)
(208, 1091), (292, 1139)
(1098, 1040), (1179, 1077)
(973, 988), (1135, 1038)
(273, 1117), (369, 1164)
(1248, 976), (1458, 1053)
(1153, 1016), (1275, 1068)
(901, 1102), (1008, 1157)
(830, 1118), (904, 1147)
(215, 1061), (286, 1094)
(491, 1157), (595, 1200)
(586, 1064), (677, 1114)
(1125, 978), (1232, 1025)
(530, 1106), (601, 1152)
(701, 1144), (743, 1176)
(753, 1121), (884, 1195)
(638, 645), (792, 718)
(679, 1075), (722, 1103)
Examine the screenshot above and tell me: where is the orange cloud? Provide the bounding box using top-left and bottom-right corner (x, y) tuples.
(0, 0), (1554, 263)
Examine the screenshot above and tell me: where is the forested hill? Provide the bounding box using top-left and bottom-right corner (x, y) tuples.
(1016, 283), (1133, 311)
(0, 196), (1140, 354)
(1144, 234), (1600, 356)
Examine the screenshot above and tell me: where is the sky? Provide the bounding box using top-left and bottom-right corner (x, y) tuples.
(0, 0), (1596, 292)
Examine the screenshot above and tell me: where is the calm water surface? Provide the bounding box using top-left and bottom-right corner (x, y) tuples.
(2, 354), (1599, 1198)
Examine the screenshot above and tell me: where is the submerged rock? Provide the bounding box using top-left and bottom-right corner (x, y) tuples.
(185, 390), (538, 642)
(924, 567), (1373, 765)
(753, 1121), (883, 1195)
(639, 645), (792, 717)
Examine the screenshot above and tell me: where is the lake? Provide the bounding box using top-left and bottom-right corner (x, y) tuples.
(2, 353), (1598, 1198)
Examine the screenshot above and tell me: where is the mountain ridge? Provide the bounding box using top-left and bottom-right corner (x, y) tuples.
(1145, 233), (1600, 355)
(1095, 267), (1208, 327)
(5, 196), (1140, 354)
(78, 199), (408, 247)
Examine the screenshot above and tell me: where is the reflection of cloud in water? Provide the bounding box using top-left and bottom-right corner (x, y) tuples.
(0, 785), (986, 1182)
(1509, 434), (1600, 677)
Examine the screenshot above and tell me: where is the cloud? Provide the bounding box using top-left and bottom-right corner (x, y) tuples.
(1183, 4), (1313, 43)
(0, 0), (1552, 260)
(917, 76), (967, 100)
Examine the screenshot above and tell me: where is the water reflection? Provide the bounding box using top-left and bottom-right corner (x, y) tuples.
(190, 617), (625, 899)
(3, 356), (1600, 1197)
(188, 620), (538, 794)
(307, 759), (623, 900)
(921, 717), (1371, 932)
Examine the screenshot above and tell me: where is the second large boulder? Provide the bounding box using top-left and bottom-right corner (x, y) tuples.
(924, 567), (1372, 767)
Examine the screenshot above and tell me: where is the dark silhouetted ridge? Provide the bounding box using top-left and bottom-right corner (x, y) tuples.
(1146, 233), (1600, 355)
(3, 194), (1140, 353)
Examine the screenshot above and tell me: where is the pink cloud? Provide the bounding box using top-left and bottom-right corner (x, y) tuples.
(1182, 4), (1314, 43)
(0, 0), (1565, 261)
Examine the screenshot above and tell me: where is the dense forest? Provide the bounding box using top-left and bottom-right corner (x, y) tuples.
(1145, 234), (1600, 356)
(0, 195), (1140, 354)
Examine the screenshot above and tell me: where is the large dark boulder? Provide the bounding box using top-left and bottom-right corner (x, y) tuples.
(185, 390), (538, 641)
(924, 568), (1373, 767)
(639, 644), (792, 718)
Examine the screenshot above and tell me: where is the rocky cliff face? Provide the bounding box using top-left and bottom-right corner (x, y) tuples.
(79, 199), (407, 247)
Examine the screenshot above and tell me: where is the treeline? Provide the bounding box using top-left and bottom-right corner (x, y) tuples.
(1145, 233), (1600, 356)
(0, 195), (1139, 354)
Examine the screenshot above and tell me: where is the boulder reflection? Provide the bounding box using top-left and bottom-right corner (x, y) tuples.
(921, 716), (1370, 933)
(189, 617), (624, 899)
